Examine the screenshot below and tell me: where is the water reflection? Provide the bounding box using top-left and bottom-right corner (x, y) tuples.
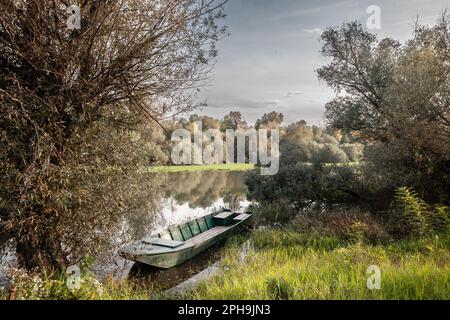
(114, 171), (249, 280)
(162, 171), (247, 209)
(0, 170), (249, 287)
(151, 171), (248, 232)
(128, 242), (224, 291)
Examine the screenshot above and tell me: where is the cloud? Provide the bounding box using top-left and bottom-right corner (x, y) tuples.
(284, 91), (304, 98)
(302, 28), (324, 35)
(263, 100), (282, 107)
(205, 98), (284, 110)
(271, 0), (355, 22)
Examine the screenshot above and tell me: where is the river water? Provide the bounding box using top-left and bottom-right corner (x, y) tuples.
(0, 170), (250, 290)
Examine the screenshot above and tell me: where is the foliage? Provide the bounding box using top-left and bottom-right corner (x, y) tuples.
(0, 0), (227, 272)
(290, 208), (391, 244)
(250, 200), (296, 224)
(318, 16), (450, 201)
(249, 15), (450, 218)
(312, 143), (349, 163)
(2, 269), (151, 300)
(255, 112), (284, 130)
(151, 112), (363, 166)
(148, 163), (255, 173)
(281, 121), (363, 164)
(220, 111), (248, 131)
(186, 231), (450, 300)
(246, 162), (365, 210)
(390, 187), (449, 238)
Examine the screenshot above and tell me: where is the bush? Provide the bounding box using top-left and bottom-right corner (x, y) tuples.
(312, 143), (349, 163)
(279, 140), (310, 163)
(291, 209), (390, 244)
(5, 269), (151, 300)
(250, 201), (297, 224)
(340, 143), (364, 162)
(246, 163), (363, 210)
(389, 187), (449, 239)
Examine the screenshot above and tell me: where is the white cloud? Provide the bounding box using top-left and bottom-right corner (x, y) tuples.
(302, 28), (324, 35)
(263, 100), (282, 107)
(284, 91), (304, 98)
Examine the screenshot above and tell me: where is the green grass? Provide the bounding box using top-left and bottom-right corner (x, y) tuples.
(1, 271), (154, 300)
(4, 231), (449, 300)
(184, 231), (450, 300)
(147, 163), (256, 173)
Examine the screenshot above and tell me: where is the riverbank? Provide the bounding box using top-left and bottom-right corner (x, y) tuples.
(147, 162), (361, 173)
(147, 163), (256, 173)
(3, 228), (448, 300)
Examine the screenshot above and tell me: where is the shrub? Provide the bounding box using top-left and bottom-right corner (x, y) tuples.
(390, 187), (449, 238)
(5, 269), (151, 300)
(250, 201), (297, 224)
(312, 143), (349, 163)
(291, 208), (390, 244)
(246, 163), (363, 210)
(340, 143), (364, 162)
(279, 140), (311, 163)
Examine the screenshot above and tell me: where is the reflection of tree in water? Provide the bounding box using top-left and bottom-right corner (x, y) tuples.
(0, 171), (165, 277)
(97, 171), (247, 273)
(223, 192), (246, 211)
(85, 172), (164, 271)
(1, 172), (248, 278)
(161, 171), (247, 209)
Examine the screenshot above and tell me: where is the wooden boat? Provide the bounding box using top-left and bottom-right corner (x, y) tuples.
(119, 209), (253, 269)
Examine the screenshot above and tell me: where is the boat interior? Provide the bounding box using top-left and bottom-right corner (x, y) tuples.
(140, 210), (251, 250)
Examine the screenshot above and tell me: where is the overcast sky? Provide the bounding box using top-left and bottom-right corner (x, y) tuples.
(194, 0), (449, 125)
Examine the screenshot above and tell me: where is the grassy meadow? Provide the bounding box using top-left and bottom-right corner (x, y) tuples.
(185, 230), (450, 300)
(2, 229), (448, 300)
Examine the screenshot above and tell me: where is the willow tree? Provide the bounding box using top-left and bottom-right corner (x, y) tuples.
(0, 0), (226, 271)
(318, 14), (450, 201)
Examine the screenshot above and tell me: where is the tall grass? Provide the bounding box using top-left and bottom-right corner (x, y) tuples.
(0, 271), (153, 300)
(185, 231), (450, 300)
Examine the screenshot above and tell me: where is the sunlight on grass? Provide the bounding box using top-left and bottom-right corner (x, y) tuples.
(185, 231), (450, 300)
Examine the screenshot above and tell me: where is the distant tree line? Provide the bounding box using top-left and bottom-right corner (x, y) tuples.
(148, 111), (364, 166)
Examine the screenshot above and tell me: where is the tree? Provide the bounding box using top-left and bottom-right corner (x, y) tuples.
(255, 111), (284, 129)
(312, 143), (349, 164)
(317, 16), (450, 201)
(220, 111), (246, 131)
(193, 115), (221, 130)
(0, 0), (226, 272)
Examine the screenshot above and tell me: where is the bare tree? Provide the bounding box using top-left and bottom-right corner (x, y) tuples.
(0, 0), (227, 271)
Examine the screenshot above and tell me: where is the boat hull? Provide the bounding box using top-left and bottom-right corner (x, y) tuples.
(133, 223), (238, 269)
(120, 212), (252, 269)
(135, 235), (219, 268)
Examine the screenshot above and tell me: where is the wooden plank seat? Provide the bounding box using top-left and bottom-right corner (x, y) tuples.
(183, 226), (229, 247)
(142, 237), (184, 248)
(214, 211), (234, 220)
(233, 213), (251, 221)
